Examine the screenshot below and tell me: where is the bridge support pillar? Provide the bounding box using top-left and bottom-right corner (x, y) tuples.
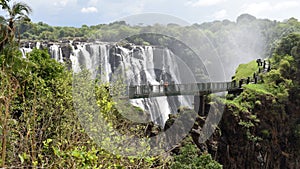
(194, 95), (206, 116)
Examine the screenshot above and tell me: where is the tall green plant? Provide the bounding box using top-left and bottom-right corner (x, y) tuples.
(0, 0), (31, 50)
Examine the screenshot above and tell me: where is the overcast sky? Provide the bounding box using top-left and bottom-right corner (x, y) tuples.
(1, 0), (300, 26)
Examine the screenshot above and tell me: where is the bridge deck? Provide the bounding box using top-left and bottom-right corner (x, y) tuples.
(124, 59), (270, 99)
(128, 82), (242, 99)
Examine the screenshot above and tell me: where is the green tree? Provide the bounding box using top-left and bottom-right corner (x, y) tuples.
(171, 142), (222, 169)
(0, 0), (31, 50)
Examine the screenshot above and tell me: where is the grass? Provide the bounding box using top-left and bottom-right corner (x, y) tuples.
(243, 84), (273, 95)
(233, 60), (259, 81)
(223, 83), (273, 116)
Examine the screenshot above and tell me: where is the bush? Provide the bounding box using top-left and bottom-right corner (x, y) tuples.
(170, 143), (222, 169)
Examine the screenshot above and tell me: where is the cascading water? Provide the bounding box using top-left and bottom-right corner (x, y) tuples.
(20, 48), (32, 58)
(100, 44), (112, 82)
(49, 44), (64, 63)
(70, 45), (81, 73)
(22, 42), (193, 126)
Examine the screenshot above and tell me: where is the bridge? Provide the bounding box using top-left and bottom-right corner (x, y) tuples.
(128, 59), (270, 99)
(128, 81), (242, 99)
(126, 59), (270, 115)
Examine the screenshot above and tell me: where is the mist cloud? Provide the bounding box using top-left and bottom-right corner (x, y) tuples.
(81, 7), (98, 13)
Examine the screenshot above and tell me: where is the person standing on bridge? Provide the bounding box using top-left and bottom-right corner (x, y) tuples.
(147, 81), (152, 90)
(169, 81), (176, 93)
(164, 81), (169, 93)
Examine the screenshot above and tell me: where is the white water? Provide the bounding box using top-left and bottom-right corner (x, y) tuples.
(20, 48), (32, 58)
(50, 45), (59, 61)
(70, 45), (81, 73)
(22, 42), (193, 126)
(36, 42), (41, 49)
(100, 45), (112, 82)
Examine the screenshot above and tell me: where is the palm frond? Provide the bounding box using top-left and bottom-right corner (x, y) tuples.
(0, 0), (10, 10)
(11, 2), (32, 17)
(15, 15), (30, 22)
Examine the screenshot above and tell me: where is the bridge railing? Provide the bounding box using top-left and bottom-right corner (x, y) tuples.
(128, 81), (241, 98)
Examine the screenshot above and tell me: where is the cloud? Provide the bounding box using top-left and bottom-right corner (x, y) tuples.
(53, 0), (77, 7)
(213, 9), (227, 19)
(241, 1), (300, 16)
(186, 0), (227, 7)
(81, 7), (98, 13)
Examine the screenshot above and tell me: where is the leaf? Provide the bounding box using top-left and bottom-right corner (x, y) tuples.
(18, 154), (24, 164)
(71, 150), (81, 158)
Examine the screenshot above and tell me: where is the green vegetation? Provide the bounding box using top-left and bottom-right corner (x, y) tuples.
(232, 60), (259, 81)
(171, 144), (222, 169)
(0, 0), (31, 50)
(0, 1), (223, 168)
(226, 34), (299, 112)
(221, 32), (300, 167)
(225, 54), (295, 139)
(243, 84), (272, 95)
(2, 0), (300, 168)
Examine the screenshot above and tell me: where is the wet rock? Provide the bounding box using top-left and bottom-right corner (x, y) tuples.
(109, 46), (123, 72)
(60, 44), (72, 60)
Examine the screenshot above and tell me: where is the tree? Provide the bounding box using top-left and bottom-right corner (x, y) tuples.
(0, 0), (10, 10)
(0, 0), (32, 49)
(171, 142), (222, 169)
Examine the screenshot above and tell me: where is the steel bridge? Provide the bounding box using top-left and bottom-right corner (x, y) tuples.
(128, 59), (270, 99)
(128, 81), (241, 99)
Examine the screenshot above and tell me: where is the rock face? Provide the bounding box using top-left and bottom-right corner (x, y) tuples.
(109, 46), (123, 73)
(213, 97), (300, 168)
(211, 33), (300, 169)
(178, 89), (300, 169)
(60, 43), (72, 61)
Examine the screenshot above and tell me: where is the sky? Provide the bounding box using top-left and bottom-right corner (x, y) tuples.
(1, 0), (300, 27)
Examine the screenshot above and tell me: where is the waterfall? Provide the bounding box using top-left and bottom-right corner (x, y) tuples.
(59, 48), (64, 63)
(20, 48), (32, 58)
(100, 45), (112, 82)
(70, 45), (81, 73)
(50, 45), (58, 61)
(37, 42), (193, 126)
(36, 42), (41, 49)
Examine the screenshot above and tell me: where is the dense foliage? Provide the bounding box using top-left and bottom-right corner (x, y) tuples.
(0, 1), (223, 168)
(170, 137), (222, 169)
(2, 0), (300, 168)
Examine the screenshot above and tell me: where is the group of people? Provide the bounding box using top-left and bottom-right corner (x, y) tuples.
(234, 59), (271, 88)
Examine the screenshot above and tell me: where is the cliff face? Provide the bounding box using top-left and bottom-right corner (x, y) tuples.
(187, 92), (299, 168)
(216, 95), (300, 168)
(212, 33), (300, 169)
